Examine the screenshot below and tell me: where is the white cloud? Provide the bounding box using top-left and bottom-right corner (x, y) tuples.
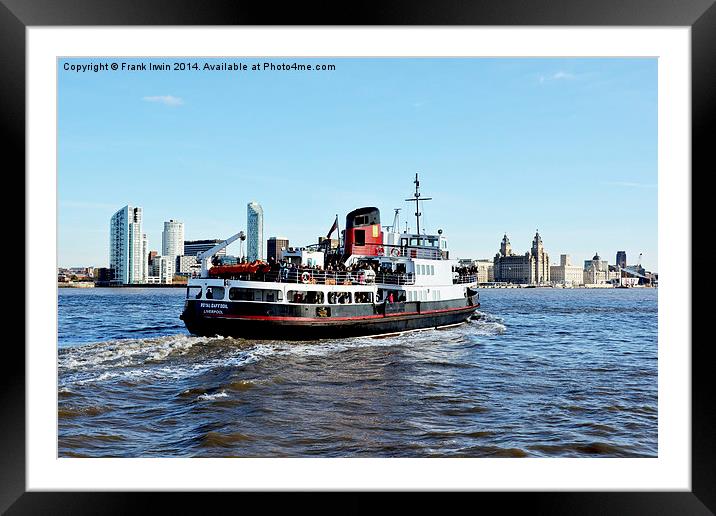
(142, 95), (184, 106)
(539, 71), (577, 83)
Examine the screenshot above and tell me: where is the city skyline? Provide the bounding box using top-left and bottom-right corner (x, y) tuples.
(58, 57), (657, 270)
(95, 202), (648, 277)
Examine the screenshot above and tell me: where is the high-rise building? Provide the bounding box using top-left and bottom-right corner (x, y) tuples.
(267, 236), (289, 262)
(141, 233), (148, 283)
(162, 220), (184, 260)
(616, 251), (627, 268)
(109, 205), (147, 285)
(247, 201), (264, 261)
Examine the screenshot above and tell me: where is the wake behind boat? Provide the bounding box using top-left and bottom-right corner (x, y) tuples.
(180, 175), (480, 339)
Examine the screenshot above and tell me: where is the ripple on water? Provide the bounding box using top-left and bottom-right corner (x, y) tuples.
(58, 288), (658, 458)
(200, 431), (255, 448)
(528, 442), (638, 457)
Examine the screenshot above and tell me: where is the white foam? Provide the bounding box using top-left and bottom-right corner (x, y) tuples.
(197, 390), (228, 401)
(58, 319), (507, 389)
(58, 334), (216, 373)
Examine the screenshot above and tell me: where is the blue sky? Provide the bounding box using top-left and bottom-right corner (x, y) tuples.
(58, 57), (657, 271)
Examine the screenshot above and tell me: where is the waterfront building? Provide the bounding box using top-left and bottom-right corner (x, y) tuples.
(176, 255), (200, 276)
(247, 201), (264, 261)
(162, 220), (184, 261)
(267, 236), (289, 263)
(529, 231), (550, 284)
(608, 265), (622, 283)
(94, 267), (113, 286)
(149, 255), (174, 284)
(493, 231), (550, 285)
(583, 252), (609, 285)
(141, 233), (148, 283)
(616, 251), (627, 269)
(109, 205), (147, 285)
(550, 254), (584, 286)
(183, 239), (227, 258)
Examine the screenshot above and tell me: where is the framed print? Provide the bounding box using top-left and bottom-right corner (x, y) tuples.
(5, 0), (712, 512)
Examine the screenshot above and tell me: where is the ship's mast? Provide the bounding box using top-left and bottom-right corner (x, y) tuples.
(405, 173), (432, 236)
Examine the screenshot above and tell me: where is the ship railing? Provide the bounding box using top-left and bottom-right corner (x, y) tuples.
(453, 274), (478, 284)
(357, 243), (445, 260)
(211, 268), (415, 286)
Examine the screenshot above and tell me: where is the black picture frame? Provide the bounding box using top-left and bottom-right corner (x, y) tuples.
(4, 0), (710, 513)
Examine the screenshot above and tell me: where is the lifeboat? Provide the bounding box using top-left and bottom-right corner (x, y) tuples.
(208, 261), (270, 276)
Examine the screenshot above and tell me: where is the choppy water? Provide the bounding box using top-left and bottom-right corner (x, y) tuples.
(58, 287), (657, 457)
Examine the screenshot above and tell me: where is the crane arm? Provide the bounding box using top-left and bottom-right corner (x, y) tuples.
(198, 231), (244, 277)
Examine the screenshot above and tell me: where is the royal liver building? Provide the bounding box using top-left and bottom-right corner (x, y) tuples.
(493, 231), (550, 285)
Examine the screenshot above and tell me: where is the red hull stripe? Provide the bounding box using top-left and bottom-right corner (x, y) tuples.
(202, 304), (476, 322)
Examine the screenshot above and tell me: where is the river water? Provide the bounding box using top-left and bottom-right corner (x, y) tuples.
(57, 287), (657, 457)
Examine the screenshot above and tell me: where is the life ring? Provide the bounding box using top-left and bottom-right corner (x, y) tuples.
(390, 247), (400, 257)
(301, 271), (311, 283)
(376, 246), (384, 255)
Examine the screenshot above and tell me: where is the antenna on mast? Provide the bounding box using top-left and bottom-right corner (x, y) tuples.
(405, 173), (432, 235)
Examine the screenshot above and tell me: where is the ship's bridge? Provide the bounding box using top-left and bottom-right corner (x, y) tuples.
(343, 230), (449, 261)
(381, 230), (449, 260)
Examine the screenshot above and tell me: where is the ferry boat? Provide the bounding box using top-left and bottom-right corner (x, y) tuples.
(180, 175), (480, 339)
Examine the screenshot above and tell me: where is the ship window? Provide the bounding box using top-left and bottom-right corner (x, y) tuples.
(354, 229), (366, 246)
(187, 286), (201, 299)
(354, 215), (368, 226)
(288, 290), (324, 304)
(354, 292), (374, 304)
(430, 265), (434, 275)
(205, 286), (225, 300)
(328, 292), (352, 304)
(230, 288), (282, 302)
(264, 290), (283, 302)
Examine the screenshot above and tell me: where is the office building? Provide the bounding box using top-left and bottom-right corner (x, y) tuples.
(584, 252), (609, 284)
(267, 236), (289, 262)
(493, 231), (550, 285)
(109, 205), (147, 285)
(176, 255), (201, 276)
(616, 251), (627, 269)
(550, 254), (584, 286)
(247, 201), (264, 261)
(162, 220), (184, 260)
